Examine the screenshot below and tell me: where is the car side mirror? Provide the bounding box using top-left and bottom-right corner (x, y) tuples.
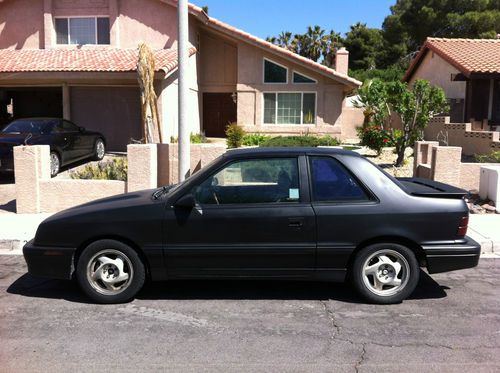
(78, 126), (85, 132)
(175, 193), (196, 208)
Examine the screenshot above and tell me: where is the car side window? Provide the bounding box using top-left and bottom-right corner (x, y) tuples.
(61, 120), (79, 132)
(193, 158), (300, 205)
(309, 156), (369, 202)
(53, 120), (76, 133)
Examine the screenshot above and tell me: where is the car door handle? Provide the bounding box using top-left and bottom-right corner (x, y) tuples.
(288, 218), (304, 228)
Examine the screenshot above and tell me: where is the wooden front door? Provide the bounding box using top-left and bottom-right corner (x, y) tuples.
(203, 93), (236, 137)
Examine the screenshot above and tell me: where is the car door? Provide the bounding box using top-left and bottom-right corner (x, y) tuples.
(61, 120), (89, 159)
(163, 155), (316, 278)
(308, 155), (379, 277)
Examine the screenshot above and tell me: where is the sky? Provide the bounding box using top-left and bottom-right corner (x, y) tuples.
(191, 0), (396, 39)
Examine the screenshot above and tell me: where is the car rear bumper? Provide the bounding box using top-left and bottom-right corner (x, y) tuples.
(23, 240), (76, 280)
(423, 236), (481, 274)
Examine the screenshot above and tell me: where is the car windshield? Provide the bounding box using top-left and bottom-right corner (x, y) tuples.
(1, 119), (56, 134)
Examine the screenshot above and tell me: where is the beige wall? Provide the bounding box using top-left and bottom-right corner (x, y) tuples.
(159, 54), (200, 140)
(199, 31), (237, 90)
(424, 116), (500, 156)
(0, 0), (44, 49)
(235, 43), (345, 136)
(0, 0), (188, 49)
(13, 143), (226, 213)
(414, 141), (499, 191)
(409, 52), (466, 100)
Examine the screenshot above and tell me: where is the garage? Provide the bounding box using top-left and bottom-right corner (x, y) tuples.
(0, 87), (62, 129)
(70, 86), (142, 152)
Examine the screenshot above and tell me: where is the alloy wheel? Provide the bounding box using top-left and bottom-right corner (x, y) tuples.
(86, 249), (134, 296)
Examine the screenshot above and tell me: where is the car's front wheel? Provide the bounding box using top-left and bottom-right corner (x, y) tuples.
(50, 151), (60, 177)
(351, 243), (419, 304)
(93, 138), (105, 161)
(76, 240), (145, 304)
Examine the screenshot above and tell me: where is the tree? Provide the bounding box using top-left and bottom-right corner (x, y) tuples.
(383, 0), (500, 60)
(137, 43), (162, 143)
(343, 23), (385, 71)
(267, 26), (343, 66)
(355, 79), (448, 166)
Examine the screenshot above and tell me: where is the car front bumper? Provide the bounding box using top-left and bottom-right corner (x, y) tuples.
(23, 240), (77, 280)
(423, 236), (481, 274)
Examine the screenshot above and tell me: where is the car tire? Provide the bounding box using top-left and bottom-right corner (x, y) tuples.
(351, 243), (419, 304)
(76, 239), (145, 304)
(93, 138), (105, 161)
(50, 151), (60, 177)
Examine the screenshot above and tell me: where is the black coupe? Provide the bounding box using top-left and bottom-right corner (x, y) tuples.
(0, 118), (106, 176)
(23, 147), (480, 304)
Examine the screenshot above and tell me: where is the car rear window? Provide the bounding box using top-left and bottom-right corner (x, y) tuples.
(309, 156), (370, 202)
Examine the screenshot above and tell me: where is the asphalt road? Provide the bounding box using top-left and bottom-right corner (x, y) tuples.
(1, 256), (499, 372)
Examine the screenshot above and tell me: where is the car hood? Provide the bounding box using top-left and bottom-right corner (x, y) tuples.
(46, 189), (158, 222)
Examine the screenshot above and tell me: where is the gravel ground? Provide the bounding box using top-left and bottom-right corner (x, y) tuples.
(354, 146), (414, 178)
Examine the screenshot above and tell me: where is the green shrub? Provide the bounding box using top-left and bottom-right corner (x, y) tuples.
(170, 132), (208, 144)
(260, 135), (340, 147)
(242, 133), (271, 146)
(356, 125), (391, 155)
(225, 123), (246, 148)
(70, 158), (128, 181)
(475, 151), (500, 163)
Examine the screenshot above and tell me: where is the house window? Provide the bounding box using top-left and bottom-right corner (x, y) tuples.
(264, 59), (287, 83)
(263, 92), (316, 124)
(55, 17), (110, 45)
(293, 72), (317, 84)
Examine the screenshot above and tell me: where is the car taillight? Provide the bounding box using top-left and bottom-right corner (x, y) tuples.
(457, 216), (469, 237)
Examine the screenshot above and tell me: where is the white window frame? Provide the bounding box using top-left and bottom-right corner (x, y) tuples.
(263, 58), (288, 84)
(54, 16), (110, 45)
(292, 71), (317, 84)
(262, 91), (317, 125)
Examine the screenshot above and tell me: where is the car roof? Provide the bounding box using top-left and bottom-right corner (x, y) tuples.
(224, 146), (361, 158)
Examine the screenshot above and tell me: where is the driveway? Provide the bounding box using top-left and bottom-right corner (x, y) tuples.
(0, 257), (499, 372)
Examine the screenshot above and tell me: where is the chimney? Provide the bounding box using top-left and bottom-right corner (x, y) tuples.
(335, 47), (349, 75)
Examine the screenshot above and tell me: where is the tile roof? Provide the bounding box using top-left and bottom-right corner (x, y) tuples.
(404, 37), (500, 81)
(0, 47), (196, 73)
(163, 0), (361, 89)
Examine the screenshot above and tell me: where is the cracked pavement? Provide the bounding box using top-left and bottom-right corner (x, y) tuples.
(0, 256), (499, 372)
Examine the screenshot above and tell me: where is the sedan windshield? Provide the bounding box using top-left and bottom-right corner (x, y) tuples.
(1, 119), (57, 134)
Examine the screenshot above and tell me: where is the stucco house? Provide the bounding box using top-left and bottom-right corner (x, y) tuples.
(403, 37), (500, 131)
(0, 0), (361, 151)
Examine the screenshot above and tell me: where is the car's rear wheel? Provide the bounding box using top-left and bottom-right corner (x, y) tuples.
(50, 152), (60, 177)
(93, 138), (105, 161)
(351, 243), (419, 304)
(76, 240), (145, 304)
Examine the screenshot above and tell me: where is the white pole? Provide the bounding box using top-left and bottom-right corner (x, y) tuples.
(178, 0), (190, 181)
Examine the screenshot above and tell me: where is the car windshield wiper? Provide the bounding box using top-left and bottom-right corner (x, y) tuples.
(152, 184), (176, 200)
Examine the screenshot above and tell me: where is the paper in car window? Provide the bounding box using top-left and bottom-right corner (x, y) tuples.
(289, 188), (299, 200)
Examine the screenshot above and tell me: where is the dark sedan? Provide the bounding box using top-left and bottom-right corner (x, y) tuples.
(0, 118), (106, 176)
(23, 147), (480, 304)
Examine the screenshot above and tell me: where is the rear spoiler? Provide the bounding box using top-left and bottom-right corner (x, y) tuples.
(396, 177), (468, 199)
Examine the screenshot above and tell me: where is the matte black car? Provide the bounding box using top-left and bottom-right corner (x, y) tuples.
(23, 147), (480, 304)
(0, 118), (106, 176)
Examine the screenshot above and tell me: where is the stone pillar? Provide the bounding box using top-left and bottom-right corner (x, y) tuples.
(43, 0), (52, 48)
(431, 146), (462, 186)
(14, 145), (50, 214)
(62, 83), (70, 120)
(127, 144), (158, 192)
(413, 141), (439, 176)
(109, 0), (120, 47)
